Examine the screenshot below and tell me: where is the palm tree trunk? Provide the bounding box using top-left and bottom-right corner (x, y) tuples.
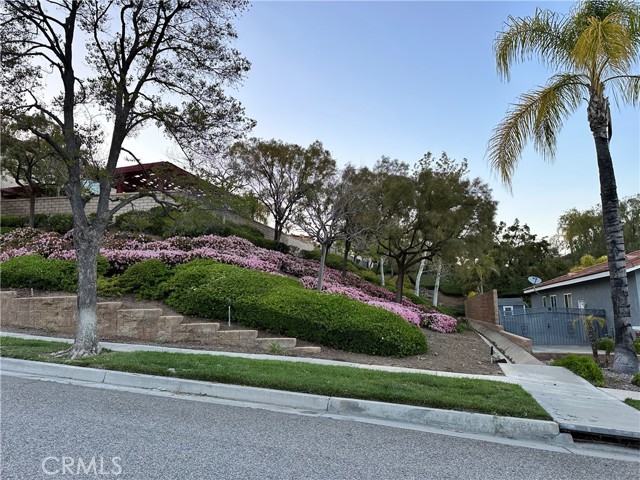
(589, 91), (638, 374)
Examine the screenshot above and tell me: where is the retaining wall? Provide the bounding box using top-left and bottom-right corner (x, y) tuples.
(0, 291), (189, 342)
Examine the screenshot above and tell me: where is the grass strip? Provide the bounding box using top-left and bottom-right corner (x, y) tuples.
(0, 337), (551, 420)
(625, 398), (640, 411)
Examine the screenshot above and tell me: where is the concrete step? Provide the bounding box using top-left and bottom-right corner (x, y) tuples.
(254, 338), (297, 349)
(291, 346), (322, 354)
(214, 330), (259, 346)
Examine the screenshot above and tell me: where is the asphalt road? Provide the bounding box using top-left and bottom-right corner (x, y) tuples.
(1, 375), (638, 479)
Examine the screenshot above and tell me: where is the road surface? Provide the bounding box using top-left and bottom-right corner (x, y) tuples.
(1, 374), (638, 479)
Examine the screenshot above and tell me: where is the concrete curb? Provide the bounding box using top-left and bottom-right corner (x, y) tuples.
(0, 357), (562, 442)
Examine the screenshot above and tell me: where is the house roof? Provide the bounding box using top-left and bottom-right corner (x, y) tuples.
(498, 298), (526, 306)
(113, 161), (197, 193)
(523, 250), (640, 294)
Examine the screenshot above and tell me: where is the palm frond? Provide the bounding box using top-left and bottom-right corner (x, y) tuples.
(573, 12), (638, 80)
(495, 8), (570, 81)
(605, 74), (640, 107)
(487, 74), (587, 187)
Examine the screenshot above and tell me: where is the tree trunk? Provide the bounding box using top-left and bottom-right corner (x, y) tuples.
(273, 219), (282, 243)
(67, 227), (101, 358)
(415, 257), (426, 297)
(379, 256), (385, 286)
(317, 243), (328, 291)
(341, 239), (351, 277)
(433, 258), (442, 307)
(395, 264), (404, 303)
(589, 90), (638, 374)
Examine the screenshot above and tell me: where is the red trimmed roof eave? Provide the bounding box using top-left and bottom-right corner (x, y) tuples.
(114, 161), (192, 177)
(524, 250), (640, 293)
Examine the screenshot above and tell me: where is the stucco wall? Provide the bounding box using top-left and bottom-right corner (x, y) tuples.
(464, 290), (499, 325)
(1, 194), (314, 251)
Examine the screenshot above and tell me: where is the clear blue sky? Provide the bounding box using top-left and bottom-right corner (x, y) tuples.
(138, 0), (640, 240)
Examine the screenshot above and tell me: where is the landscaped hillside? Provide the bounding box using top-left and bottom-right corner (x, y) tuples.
(0, 228), (460, 356)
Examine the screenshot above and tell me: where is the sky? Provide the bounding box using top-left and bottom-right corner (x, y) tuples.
(127, 1), (639, 240)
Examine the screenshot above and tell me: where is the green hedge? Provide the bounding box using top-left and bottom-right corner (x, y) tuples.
(552, 354), (604, 387)
(0, 254), (110, 292)
(0, 254), (78, 292)
(118, 259), (174, 299)
(161, 260), (427, 357)
(0, 216), (27, 228)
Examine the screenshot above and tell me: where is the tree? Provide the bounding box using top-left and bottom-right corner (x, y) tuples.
(337, 165), (378, 277)
(488, 220), (563, 296)
(231, 138), (336, 243)
(1, 0), (252, 357)
(558, 207), (606, 258)
(295, 172), (352, 291)
(620, 194), (640, 252)
(1, 114), (65, 226)
(375, 153), (496, 303)
(489, 0), (640, 373)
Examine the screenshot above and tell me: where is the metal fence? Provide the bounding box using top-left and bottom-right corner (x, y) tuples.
(499, 308), (610, 346)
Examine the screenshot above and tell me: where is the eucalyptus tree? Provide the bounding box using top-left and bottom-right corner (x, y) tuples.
(488, 0), (640, 373)
(1, 0), (252, 357)
(230, 138), (336, 244)
(375, 153), (496, 303)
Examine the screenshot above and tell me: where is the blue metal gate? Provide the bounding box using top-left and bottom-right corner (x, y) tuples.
(499, 308), (610, 346)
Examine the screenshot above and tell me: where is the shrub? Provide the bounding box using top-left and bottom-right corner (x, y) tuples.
(0, 227), (15, 235)
(552, 354), (604, 387)
(596, 337), (615, 354)
(241, 287), (428, 357)
(97, 276), (124, 297)
(0, 254), (77, 292)
(632, 373), (640, 387)
(635, 338), (640, 354)
(0, 216), (27, 228)
(161, 260), (427, 357)
(421, 312), (458, 333)
(118, 259), (175, 299)
(44, 214), (74, 234)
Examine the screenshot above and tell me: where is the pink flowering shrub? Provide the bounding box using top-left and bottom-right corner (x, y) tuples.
(0, 227), (460, 332)
(421, 312), (458, 333)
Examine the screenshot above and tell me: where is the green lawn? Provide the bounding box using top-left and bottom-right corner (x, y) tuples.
(625, 398), (640, 411)
(0, 336), (550, 420)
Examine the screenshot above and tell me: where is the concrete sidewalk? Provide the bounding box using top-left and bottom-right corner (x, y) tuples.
(500, 364), (640, 441)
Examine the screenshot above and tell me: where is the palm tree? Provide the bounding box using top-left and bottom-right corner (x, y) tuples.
(488, 0), (639, 374)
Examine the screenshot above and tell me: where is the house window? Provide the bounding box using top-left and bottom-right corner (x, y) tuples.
(563, 293), (572, 308)
(542, 296), (547, 307)
(503, 306), (513, 315)
(550, 295), (557, 308)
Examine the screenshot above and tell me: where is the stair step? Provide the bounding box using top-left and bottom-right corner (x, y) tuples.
(178, 322), (221, 333)
(291, 346), (321, 354)
(172, 322), (220, 342)
(214, 330), (259, 346)
(255, 338), (297, 349)
(159, 315), (185, 328)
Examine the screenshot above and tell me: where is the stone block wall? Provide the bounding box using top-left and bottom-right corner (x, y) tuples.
(464, 289), (499, 325)
(0, 291), (185, 342)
